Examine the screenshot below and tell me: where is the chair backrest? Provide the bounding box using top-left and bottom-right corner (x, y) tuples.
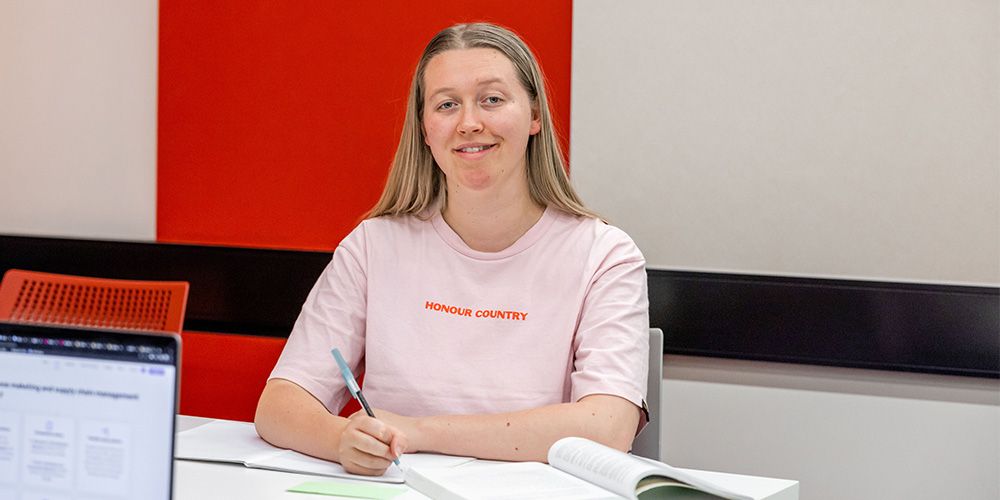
(631, 327), (663, 461)
(0, 269), (189, 333)
(178, 330), (285, 421)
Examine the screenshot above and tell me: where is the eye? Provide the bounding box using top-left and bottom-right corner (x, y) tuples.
(436, 101), (457, 111)
(483, 95), (504, 106)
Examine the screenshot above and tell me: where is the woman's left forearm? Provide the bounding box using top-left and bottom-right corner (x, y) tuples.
(389, 394), (640, 462)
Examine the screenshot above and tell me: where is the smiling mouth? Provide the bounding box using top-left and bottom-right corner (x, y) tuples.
(455, 144), (496, 153)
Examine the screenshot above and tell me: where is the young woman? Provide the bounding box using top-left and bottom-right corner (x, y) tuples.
(255, 22), (649, 477)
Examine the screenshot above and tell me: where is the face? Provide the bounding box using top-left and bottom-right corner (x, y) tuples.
(421, 48), (541, 195)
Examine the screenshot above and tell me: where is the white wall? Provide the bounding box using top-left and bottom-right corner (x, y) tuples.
(572, 1), (1000, 498)
(572, 0), (999, 286)
(0, 0), (158, 241)
(660, 356), (999, 500)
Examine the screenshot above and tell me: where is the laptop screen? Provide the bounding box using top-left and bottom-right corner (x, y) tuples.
(0, 322), (179, 500)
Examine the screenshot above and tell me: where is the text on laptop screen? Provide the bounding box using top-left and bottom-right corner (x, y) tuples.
(0, 322), (178, 500)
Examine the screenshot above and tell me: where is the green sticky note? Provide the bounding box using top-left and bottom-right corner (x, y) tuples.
(287, 480), (406, 499)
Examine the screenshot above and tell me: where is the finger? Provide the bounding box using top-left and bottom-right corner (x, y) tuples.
(343, 456), (390, 476)
(341, 432), (393, 470)
(355, 433), (393, 459)
(363, 422), (407, 461)
(347, 447), (393, 470)
(389, 431), (408, 459)
(348, 426), (394, 459)
(353, 416), (392, 443)
(349, 416), (405, 461)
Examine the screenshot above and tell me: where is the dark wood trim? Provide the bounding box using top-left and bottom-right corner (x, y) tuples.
(2, 235), (997, 378)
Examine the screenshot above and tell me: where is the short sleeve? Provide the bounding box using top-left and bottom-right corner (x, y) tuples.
(268, 225), (369, 414)
(570, 227), (650, 409)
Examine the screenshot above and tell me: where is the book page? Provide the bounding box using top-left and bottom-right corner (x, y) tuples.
(668, 467), (797, 500)
(398, 452), (476, 470)
(260, 449), (476, 484)
(549, 437), (657, 499)
(407, 462), (621, 500)
(637, 477), (725, 500)
(174, 420), (283, 464)
(631, 457), (753, 500)
(549, 439), (753, 500)
(175, 419), (474, 484)
(257, 450), (405, 483)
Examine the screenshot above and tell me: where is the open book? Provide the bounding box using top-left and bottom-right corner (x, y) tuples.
(407, 437), (758, 499)
(175, 419), (473, 484)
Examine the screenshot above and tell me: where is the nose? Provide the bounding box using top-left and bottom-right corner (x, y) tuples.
(457, 106), (484, 135)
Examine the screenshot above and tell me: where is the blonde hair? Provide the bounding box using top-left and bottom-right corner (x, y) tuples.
(366, 22), (598, 219)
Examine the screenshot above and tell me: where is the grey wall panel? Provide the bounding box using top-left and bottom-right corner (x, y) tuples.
(571, 0), (999, 285)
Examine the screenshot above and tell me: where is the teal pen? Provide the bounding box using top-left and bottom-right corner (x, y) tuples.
(331, 348), (401, 466)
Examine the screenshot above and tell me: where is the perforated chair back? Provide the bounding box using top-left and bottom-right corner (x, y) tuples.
(0, 269), (189, 333)
(631, 327), (663, 461)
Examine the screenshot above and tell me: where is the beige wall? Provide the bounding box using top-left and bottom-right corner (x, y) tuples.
(572, 0), (999, 286)
(0, 0), (158, 241)
(572, 1), (1000, 499)
(660, 357), (999, 500)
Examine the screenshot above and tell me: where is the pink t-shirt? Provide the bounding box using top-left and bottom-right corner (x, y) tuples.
(269, 206), (649, 417)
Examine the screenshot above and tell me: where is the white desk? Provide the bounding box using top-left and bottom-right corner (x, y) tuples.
(173, 416), (798, 499)
(174, 415), (432, 499)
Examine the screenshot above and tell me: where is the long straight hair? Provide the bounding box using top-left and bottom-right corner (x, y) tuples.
(366, 23), (598, 219)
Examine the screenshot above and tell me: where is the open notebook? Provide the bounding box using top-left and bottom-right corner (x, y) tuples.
(175, 419), (473, 483)
(407, 437), (798, 500)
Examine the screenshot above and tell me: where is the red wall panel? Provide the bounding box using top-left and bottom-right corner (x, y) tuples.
(158, 1), (573, 251)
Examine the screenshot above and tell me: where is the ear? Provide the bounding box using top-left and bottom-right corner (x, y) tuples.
(529, 107), (541, 136)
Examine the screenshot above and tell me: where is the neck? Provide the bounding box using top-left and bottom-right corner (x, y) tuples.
(442, 178), (544, 253)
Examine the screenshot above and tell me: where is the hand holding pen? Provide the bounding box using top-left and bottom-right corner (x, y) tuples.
(332, 348), (403, 467)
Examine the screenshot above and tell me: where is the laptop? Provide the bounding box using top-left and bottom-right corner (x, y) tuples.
(0, 321), (180, 500)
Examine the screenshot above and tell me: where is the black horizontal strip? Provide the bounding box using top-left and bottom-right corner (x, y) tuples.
(0, 235), (330, 337)
(648, 269), (998, 378)
(2, 235), (996, 378)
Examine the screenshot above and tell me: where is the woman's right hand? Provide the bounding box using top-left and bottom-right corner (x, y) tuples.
(337, 412), (407, 476)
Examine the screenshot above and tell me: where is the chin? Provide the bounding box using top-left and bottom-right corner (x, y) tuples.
(442, 165), (492, 191)
(458, 173), (494, 191)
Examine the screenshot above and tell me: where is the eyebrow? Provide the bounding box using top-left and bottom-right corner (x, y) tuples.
(426, 78), (507, 99)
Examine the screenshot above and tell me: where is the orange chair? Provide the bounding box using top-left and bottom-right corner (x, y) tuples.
(0, 269), (350, 422)
(0, 269), (188, 333)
